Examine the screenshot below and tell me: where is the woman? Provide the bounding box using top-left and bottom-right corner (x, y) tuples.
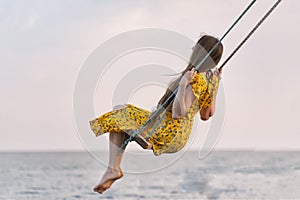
(89, 34), (223, 194)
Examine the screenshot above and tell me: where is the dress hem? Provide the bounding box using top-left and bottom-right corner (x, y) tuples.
(89, 119), (104, 137)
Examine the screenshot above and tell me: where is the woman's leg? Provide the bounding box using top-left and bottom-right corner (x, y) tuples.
(93, 104), (129, 194)
(107, 131), (129, 170)
(93, 104), (152, 194)
(93, 131), (129, 194)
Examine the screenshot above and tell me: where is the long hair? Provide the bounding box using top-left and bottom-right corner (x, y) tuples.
(144, 35), (224, 136)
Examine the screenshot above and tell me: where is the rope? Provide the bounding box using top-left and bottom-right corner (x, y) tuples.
(146, 0), (282, 142)
(119, 0), (257, 150)
(141, 0), (282, 150)
(220, 0), (282, 69)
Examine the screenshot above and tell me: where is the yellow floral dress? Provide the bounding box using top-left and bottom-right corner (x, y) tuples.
(89, 72), (219, 156)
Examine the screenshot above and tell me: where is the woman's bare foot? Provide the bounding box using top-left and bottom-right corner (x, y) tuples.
(93, 167), (123, 194)
(133, 135), (152, 149)
(124, 130), (152, 149)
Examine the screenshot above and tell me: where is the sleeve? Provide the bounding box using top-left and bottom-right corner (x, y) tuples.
(191, 73), (219, 109)
(203, 73), (219, 109)
(191, 72), (207, 101)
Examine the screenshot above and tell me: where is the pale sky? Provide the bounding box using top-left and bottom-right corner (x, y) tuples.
(1, 0), (300, 151)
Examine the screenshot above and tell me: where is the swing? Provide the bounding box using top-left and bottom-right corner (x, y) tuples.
(120, 0), (282, 151)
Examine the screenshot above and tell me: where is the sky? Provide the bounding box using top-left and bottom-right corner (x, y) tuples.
(0, 0), (300, 151)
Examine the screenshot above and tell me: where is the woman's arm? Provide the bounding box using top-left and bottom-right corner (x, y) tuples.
(200, 90), (217, 121)
(172, 68), (197, 119)
(200, 68), (222, 121)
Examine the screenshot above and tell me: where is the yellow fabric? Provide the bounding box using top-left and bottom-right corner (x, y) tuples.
(89, 72), (219, 156)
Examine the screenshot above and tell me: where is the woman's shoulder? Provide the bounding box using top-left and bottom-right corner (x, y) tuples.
(191, 71), (219, 96)
(192, 72), (207, 86)
(194, 71), (219, 85)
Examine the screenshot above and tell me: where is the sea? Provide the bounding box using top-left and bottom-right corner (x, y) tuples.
(1, 151), (300, 200)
